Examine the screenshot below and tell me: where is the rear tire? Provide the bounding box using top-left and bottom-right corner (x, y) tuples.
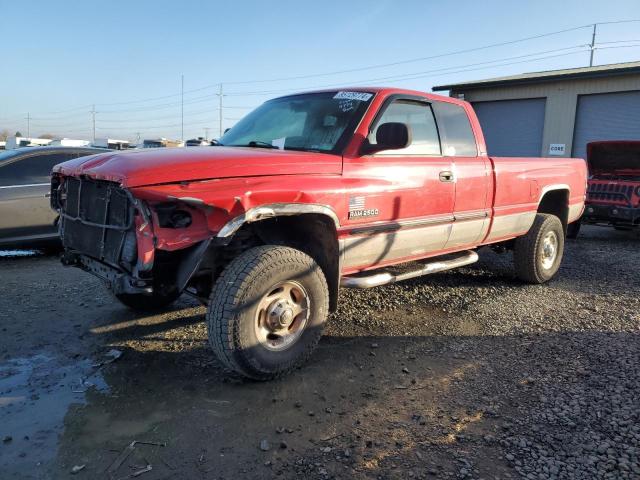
(514, 213), (565, 284)
(207, 245), (329, 380)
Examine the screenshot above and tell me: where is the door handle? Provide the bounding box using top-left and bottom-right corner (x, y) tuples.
(439, 171), (454, 182)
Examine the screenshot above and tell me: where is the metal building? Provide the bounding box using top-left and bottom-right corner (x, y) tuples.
(433, 61), (640, 159)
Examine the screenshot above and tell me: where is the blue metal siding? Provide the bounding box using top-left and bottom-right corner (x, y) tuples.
(472, 98), (546, 157)
(572, 90), (640, 159)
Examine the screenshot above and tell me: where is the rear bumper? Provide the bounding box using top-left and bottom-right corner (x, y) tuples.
(582, 203), (640, 226)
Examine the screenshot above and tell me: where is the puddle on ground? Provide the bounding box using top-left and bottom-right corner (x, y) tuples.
(0, 250), (42, 258)
(0, 353), (108, 476)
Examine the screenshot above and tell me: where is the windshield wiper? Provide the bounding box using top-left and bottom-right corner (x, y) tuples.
(244, 140), (279, 149)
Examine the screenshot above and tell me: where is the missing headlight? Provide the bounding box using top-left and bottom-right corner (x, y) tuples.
(155, 204), (193, 228)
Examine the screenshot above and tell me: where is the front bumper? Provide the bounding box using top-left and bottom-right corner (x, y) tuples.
(61, 250), (152, 295)
(53, 176), (157, 293)
(582, 203), (640, 226)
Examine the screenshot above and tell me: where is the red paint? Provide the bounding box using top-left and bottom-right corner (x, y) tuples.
(584, 141), (640, 211)
(53, 87), (588, 273)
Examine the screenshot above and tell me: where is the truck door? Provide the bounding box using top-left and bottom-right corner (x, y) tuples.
(432, 101), (491, 248)
(342, 97), (455, 270)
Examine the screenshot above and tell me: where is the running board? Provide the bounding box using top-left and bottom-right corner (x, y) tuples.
(340, 250), (479, 289)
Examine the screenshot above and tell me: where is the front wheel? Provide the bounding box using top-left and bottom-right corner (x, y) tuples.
(514, 213), (565, 284)
(207, 245), (329, 380)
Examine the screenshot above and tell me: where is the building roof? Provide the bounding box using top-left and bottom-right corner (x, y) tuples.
(432, 61), (640, 92)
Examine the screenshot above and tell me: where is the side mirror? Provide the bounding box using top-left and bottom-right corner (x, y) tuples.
(362, 122), (411, 154)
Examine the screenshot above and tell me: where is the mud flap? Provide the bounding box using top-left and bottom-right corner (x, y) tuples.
(175, 239), (211, 293)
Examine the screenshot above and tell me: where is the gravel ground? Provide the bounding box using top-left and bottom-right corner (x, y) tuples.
(0, 225), (639, 479)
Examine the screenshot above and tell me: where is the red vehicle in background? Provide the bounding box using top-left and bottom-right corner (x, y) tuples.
(570, 141), (640, 237)
(51, 87), (587, 379)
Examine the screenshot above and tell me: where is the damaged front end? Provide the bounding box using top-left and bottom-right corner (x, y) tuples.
(51, 174), (215, 298)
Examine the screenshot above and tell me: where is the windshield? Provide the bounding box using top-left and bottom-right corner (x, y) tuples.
(219, 91), (374, 153)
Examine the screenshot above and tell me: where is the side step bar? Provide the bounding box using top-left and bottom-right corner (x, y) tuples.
(340, 250), (479, 289)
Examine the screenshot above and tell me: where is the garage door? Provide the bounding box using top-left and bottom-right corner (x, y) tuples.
(472, 98), (546, 157)
(572, 90), (640, 160)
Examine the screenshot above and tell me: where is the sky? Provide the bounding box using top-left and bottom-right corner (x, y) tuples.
(1, 0), (639, 143)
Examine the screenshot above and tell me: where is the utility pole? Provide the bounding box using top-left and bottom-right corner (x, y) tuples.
(25, 112), (31, 138)
(204, 127), (210, 141)
(218, 83), (223, 138)
(90, 105), (96, 143)
(589, 23), (597, 67)
(181, 75), (184, 142)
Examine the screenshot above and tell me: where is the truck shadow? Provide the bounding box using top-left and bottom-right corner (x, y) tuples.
(86, 222), (636, 345)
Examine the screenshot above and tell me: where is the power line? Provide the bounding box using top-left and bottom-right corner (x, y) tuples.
(91, 105), (96, 143)
(88, 47), (595, 135)
(36, 23), (595, 113)
(37, 43), (593, 124)
(96, 119), (220, 130)
(222, 26), (595, 85)
(223, 45), (592, 96)
(597, 43), (640, 51)
(7, 22), (640, 137)
(96, 108), (220, 124)
(17, 18), (640, 118)
(590, 24), (597, 67)
(595, 19), (640, 25)
(218, 84), (224, 137)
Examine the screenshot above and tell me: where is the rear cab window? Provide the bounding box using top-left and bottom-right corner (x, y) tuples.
(431, 101), (478, 157)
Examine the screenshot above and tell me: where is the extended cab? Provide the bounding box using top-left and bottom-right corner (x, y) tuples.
(570, 141), (640, 236)
(51, 88), (587, 379)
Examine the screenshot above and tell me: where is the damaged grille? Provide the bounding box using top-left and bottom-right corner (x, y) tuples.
(59, 177), (136, 267)
(587, 182), (635, 205)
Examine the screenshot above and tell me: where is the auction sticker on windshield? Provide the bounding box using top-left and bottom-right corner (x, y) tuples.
(333, 91), (373, 101)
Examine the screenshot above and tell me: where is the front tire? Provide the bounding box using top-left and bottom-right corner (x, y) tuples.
(514, 213), (565, 284)
(207, 245), (329, 380)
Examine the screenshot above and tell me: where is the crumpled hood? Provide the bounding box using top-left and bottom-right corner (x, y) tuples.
(53, 146), (342, 187)
(587, 141), (640, 176)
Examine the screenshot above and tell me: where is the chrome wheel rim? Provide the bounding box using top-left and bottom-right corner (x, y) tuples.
(254, 281), (310, 351)
(540, 231), (559, 270)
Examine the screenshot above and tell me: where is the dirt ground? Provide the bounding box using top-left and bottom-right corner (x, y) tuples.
(1, 226), (639, 479)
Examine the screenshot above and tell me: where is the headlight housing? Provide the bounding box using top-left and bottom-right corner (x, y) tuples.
(155, 203), (193, 228)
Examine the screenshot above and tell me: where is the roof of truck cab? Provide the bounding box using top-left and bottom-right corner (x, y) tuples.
(273, 87), (466, 105)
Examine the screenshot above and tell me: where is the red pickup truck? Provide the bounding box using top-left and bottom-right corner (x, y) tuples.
(51, 87), (587, 379)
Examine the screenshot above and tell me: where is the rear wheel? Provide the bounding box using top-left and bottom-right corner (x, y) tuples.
(207, 245), (328, 380)
(514, 213), (565, 284)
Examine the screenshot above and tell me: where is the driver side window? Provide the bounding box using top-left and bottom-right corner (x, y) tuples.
(369, 100), (441, 155)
